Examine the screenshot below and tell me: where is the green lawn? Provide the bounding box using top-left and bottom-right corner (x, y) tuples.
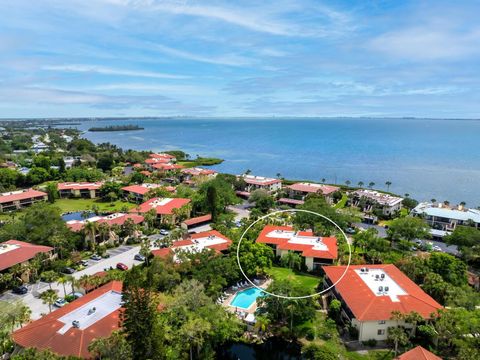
(53, 198), (136, 213)
(266, 266), (321, 292)
(334, 193), (348, 209)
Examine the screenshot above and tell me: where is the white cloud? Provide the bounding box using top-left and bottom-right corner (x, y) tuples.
(43, 64), (190, 79)
(369, 25), (480, 61)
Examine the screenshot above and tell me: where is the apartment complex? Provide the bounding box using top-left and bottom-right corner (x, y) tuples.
(0, 189), (47, 212)
(412, 202), (480, 231)
(350, 189), (403, 216)
(322, 264), (442, 342)
(57, 182), (103, 199)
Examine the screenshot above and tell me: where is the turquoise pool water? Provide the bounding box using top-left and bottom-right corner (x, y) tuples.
(230, 287), (265, 309)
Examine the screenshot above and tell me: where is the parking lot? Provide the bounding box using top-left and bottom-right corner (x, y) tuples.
(0, 244), (141, 319)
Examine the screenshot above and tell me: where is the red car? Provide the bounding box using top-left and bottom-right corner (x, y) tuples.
(116, 263), (128, 271)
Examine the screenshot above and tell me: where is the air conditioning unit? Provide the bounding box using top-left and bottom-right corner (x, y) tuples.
(72, 320), (80, 328)
(378, 286), (383, 292)
(384, 286), (389, 292)
(380, 273), (385, 279)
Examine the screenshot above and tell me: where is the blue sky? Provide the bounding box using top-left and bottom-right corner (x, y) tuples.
(1, 0), (480, 118)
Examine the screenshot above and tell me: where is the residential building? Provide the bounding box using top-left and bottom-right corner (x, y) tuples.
(152, 230), (232, 261)
(181, 167), (217, 182)
(121, 183), (175, 202)
(149, 153), (176, 161)
(12, 281), (123, 359)
(256, 225), (337, 271)
(0, 189), (47, 212)
(151, 163), (184, 172)
(131, 197), (191, 223)
(350, 189), (403, 216)
(0, 240), (53, 281)
(322, 264), (443, 342)
(57, 182), (103, 199)
(67, 213), (144, 244)
(395, 346), (442, 360)
(238, 174), (282, 196)
(181, 214), (212, 230)
(286, 182), (340, 204)
(412, 202), (480, 231)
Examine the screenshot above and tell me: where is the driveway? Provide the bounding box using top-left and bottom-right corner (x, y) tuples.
(353, 222), (388, 238)
(0, 245), (141, 320)
(228, 204), (250, 221)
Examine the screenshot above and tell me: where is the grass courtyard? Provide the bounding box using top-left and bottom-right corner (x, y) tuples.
(266, 266), (321, 293)
(53, 198), (136, 213)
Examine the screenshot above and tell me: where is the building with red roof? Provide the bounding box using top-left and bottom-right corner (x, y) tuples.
(395, 346), (442, 360)
(181, 167), (217, 182)
(151, 163), (184, 172)
(12, 281), (123, 359)
(257, 225), (337, 271)
(0, 189), (47, 212)
(121, 183), (175, 202)
(57, 182), (103, 199)
(322, 264), (443, 342)
(66, 213), (144, 244)
(181, 214), (212, 229)
(0, 240), (53, 275)
(131, 197), (191, 224)
(152, 230), (232, 262)
(286, 182), (340, 204)
(149, 153), (176, 160)
(239, 174), (282, 194)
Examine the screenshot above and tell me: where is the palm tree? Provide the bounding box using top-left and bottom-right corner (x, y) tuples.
(404, 311), (423, 338)
(321, 178), (326, 184)
(98, 223), (110, 244)
(345, 180), (351, 187)
(18, 305), (32, 328)
(57, 276), (68, 297)
(40, 289), (57, 313)
(387, 327), (409, 357)
(385, 181), (392, 191)
(368, 181), (375, 189)
(276, 172), (281, 179)
(405, 193), (410, 198)
(430, 198), (437, 204)
(357, 181), (364, 188)
(254, 315), (270, 335)
(84, 220), (99, 250)
(244, 169), (252, 175)
(281, 251), (302, 271)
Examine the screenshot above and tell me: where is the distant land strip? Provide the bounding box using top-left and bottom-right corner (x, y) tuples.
(88, 124), (144, 132)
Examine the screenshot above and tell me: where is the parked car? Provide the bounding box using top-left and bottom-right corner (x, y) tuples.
(54, 298), (67, 307)
(116, 263), (128, 271)
(234, 221), (242, 228)
(159, 229), (169, 236)
(345, 227), (356, 234)
(134, 254), (145, 261)
(102, 253), (110, 259)
(90, 254), (102, 261)
(432, 245), (443, 252)
(79, 259), (89, 266)
(71, 292), (83, 299)
(62, 267), (75, 274)
(12, 285), (28, 295)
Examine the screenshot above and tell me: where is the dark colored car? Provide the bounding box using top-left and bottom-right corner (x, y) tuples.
(116, 262), (128, 271)
(12, 285), (28, 295)
(134, 254), (145, 261)
(102, 253), (110, 259)
(62, 267), (75, 274)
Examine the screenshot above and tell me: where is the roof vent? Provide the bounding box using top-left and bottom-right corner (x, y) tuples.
(72, 320), (80, 328)
(365, 268), (369, 272)
(375, 274), (380, 280)
(384, 286), (389, 292)
(87, 307), (96, 315)
(380, 273), (385, 279)
(378, 286), (383, 292)
(360, 268), (365, 272)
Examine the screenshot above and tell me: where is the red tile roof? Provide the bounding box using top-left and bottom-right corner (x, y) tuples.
(12, 281), (123, 359)
(287, 182), (339, 195)
(131, 197), (190, 215)
(182, 167), (217, 176)
(243, 176), (281, 186)
(0, 240), (53, 271)
(186, 230), (232, 252)
(0, 189), (47, 204)
(152, 163), (184, 171)
(183, 214), (212, 226)
(121, 184), (160, 195)
(145, 158), (170, 165)
(149, 153), (175, 159)
(278, 198), (305, 205)
(256, 225), (337, 259)
(396, 346), (442, 360)
(140, 170), (151, 176)
(323, 264), (443, 321)
(57, 182), (103, 191)
(67, 213), (144, 232)
(151, 248), (173, 258)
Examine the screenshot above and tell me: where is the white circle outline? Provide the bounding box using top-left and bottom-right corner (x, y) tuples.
(236, 209), (352, 300)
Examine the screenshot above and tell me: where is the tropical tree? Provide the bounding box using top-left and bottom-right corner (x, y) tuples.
(368, 181), (375, 189)
(345, 180), (351, 187)
(57, 276), (68, 297)
(41, 270), (59, 290)
(357, 181), (364, 188)
(84, 220), (99, 250)
(321, 178), (326, 184)
(88, 330), (132, 360)
(404, 311), (423, 338)
(40, 289), (57, 313)
(387, 326), (409, 357)
(280, 251), (302, 271)
(385, 181), (392, 191)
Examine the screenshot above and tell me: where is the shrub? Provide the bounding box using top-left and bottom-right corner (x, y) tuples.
(362, 339), (377, 347)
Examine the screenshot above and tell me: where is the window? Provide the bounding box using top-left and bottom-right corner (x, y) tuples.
(377, 329), (385, 335)
(378, 320), (386, 324)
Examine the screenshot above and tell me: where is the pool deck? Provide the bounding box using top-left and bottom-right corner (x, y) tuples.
(222, 278), (272, 316)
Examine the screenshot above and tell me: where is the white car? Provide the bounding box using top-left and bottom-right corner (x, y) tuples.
(432, 245), (443, 252)
(159, 229), (169, 236)
(54, 298), (67, 307)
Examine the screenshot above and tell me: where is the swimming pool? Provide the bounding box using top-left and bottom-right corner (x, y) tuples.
(230, 287), (265, 309)
(61, 211), (95, 221)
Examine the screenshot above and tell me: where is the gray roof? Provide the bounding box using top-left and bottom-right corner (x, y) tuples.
(413, 202), (480, 223)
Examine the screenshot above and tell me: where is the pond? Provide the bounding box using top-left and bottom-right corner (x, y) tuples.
(216, 337), (303, 360)
(61, 211), (96, 221)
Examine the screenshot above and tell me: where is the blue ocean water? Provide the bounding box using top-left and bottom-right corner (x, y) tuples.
(77, 118), (480, 205)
